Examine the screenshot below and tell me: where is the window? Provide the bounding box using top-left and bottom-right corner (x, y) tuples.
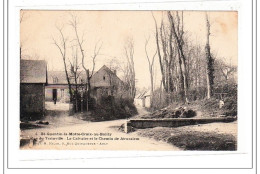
(103, 76), (105, 81)
(53, 77), (58, 83)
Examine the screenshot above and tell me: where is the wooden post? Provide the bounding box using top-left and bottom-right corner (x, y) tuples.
(81, 92), (83, 113)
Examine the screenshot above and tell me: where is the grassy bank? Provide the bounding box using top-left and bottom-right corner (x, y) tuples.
(136, 121), (237, 151)
(135, 96), (237, 119)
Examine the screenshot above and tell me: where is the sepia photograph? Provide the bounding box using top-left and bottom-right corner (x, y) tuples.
(19, 10), (238, 151)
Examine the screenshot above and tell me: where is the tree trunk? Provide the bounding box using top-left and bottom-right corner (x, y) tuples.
(73, 73), (78, 112)
(168, 11), (189, 102)
(177, 49), (185, 101)
(205, 13), (214, 99)
(63, 58), (73, 103)
(152, 13), (167, 92)
(150, 66), (154, 107)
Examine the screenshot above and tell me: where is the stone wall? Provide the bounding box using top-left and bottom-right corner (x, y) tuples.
(125, 117), (237, 133)
(20, 83), (45, 120)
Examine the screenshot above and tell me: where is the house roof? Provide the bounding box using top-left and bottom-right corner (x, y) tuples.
(47, 71), (88, 85)
(47, 71), (69, 85)
(47, 65), (122, 86)
(95, 65), (117, 76)
(20, 60), (47, 83)
(144, 90), (151, 97)
(136, 90), (151, 99)
(90, 65), (123, 88)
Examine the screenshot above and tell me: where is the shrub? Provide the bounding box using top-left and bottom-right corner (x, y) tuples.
(151, 89), (169, 110)
(188, 86), (208, 101)
(214, 82), (237, 98)
(91, 96), (138, 121)
(221, 96), (237, 116)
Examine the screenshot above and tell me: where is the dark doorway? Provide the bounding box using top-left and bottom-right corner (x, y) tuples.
(52, 89), (57, 101)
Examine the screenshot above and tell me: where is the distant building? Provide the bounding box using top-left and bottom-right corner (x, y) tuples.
(20, 62), (126, 119)
(20, 60), (47, 120)
(134, 90), (151, 108)
(90, 65), (124, 103)
(45, 71), (87, 103)
(45, 65), (124, 104)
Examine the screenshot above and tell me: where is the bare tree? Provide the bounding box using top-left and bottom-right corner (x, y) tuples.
(124, 37), (136, 99)
(152, 11), (213, 103)
(205, 13), (214, 99)
(152, 12), (178, 104)
(152, 12), (167, 92)
(69, 46), (81, 112)
(168, 11), (189, 102)
(107, 56), (124, 72)
(215, 58), (236, 81)
(150, 11), (234, 104)
(68, 14), (89, 88)
(69, 13), (102, 111)
(145, 35), (157, 107)
(52, 26), (73, 102)
(69, 14), (102, 79)
(160, 17), (176, 98)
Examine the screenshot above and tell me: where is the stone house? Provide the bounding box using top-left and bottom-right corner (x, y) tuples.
(45, 65), (124, 105)
(90, 65), (124, 103)
(20, 60), (47, 120)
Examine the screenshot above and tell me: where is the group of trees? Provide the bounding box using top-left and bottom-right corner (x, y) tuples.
(146, 11), (237, 108)
(52, 13), (138, 113)
(149, 11), (191, 105)
(123, 37), (136, 100)
(52, 14), (102, 113)
(21, 10), (236, 114)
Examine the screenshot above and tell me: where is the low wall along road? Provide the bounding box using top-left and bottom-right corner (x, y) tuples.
(125, 116), (237, 133)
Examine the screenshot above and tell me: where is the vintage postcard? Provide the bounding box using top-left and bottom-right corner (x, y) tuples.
(19, 10), (238, 151)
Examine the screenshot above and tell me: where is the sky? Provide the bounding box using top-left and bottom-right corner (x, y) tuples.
(20, 10), (237, 89)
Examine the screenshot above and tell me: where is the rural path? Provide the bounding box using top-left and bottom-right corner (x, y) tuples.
(21, 103), (180, 150)
(133, 105), (149, 118)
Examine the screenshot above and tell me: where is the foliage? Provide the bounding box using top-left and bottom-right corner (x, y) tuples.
(205, 13), (215, 98)
(123, 37), (136, 99)
(140, 82), (237, 119)
(91, 96), (138, 121)
(150, 89), (168, 110)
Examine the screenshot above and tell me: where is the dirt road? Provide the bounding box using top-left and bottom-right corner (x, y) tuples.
(21, 114), (179, 151)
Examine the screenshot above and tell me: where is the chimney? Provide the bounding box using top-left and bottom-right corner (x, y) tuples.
(114, 70), (117, 75)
